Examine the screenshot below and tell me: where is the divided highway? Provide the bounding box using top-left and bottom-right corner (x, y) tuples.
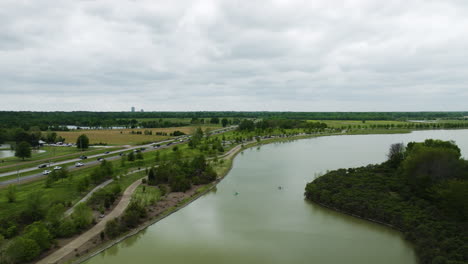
(0, 126), (236, 186)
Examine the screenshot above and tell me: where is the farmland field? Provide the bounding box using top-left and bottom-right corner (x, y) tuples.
(56, 126), (218, 145)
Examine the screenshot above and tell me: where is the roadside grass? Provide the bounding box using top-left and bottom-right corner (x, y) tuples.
(0, 147), (123, 174)
(0, 165), (99, 220)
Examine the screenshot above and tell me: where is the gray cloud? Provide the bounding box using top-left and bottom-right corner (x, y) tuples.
(1, 0), (467, 111)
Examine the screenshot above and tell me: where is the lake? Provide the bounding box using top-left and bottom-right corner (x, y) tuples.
(84, 129), (468, 264)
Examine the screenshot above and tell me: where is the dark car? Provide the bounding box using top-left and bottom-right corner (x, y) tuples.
(80, 155), (87, 159)
(104, 151), (110, 154)
(38, 164), (47, 168)
(97, 157), (104, 162)
(140, 147), (146, 151)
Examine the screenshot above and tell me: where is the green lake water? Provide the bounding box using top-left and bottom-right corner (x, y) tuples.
(84, 130), (468, 264)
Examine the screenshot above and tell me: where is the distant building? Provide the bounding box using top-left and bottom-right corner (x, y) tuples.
(131, 107), (135, 112)
(141, 109), (144, 112)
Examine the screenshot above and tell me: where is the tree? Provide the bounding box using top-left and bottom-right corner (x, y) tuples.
(76, 134), (90, 150)
(6, 184), (16, 203)
(148, 168), (156, 185)
(23, 221), (52, 251)
(221, 118), (229, 127)
(15, 141), (31, 160)
(46, 132), (57, 143)
(387, 143), (405, 168)
(22, 191), (45, 223)
(127, 152), (135, 162)
(5, 236), (40, 263)
(210, 117), (220, 124)
(71, 203), (93, 230)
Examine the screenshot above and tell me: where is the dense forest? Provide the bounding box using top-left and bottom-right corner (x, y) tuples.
(1, 111), (468, 130)
(305, 140), (468, 264)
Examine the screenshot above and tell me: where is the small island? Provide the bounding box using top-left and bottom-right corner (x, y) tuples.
(305, 139), (468, 264)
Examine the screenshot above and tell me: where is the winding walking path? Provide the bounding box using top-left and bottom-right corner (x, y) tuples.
(37, 178), (143, 264)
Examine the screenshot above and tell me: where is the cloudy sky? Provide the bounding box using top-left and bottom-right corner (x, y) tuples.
(1, 0), (467, 111)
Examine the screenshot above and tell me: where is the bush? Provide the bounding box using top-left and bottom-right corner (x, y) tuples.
(104, 219), (122, 239)
(5, 236), (40, 263)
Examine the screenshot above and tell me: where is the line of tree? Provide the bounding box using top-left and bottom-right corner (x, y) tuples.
(305, 139), (468, 264)
(238, 119), (328, 132)
(2, 111), (468, 130)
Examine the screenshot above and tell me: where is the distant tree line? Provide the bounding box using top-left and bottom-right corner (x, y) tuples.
(305, 140), (468, 264)
(238, 119), (328, 132)
(2, 111), (468, 131)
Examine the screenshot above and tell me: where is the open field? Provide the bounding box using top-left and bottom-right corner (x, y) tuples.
(55, 126), (218, 145)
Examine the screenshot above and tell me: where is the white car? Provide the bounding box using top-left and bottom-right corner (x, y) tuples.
(75, 162), (84, 167)
(42, 170), (51, 175)
(54, 166), (62, 170)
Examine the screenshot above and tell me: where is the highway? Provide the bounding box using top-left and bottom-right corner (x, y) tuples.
(0, 126), (236, 186)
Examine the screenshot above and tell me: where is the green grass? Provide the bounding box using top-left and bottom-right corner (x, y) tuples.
(132, 185), (161, 206)
(0, 147), (123, 174)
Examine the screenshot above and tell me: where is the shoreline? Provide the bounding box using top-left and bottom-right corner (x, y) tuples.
(58, 128), (467, 264)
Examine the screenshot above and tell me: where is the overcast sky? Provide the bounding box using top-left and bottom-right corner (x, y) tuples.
(1, 0), (467, 111)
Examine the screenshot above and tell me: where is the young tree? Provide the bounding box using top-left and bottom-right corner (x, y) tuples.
(72, 203), (93, 230)
(15, 141), (32, 160)
(221, 118), (229, 127)
(127, 151), (135, 162)
(6, 185), (16, 203)
(76, 134), (90, 150)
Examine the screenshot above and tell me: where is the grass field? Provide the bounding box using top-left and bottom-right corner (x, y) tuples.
(55, 126), (218, 145)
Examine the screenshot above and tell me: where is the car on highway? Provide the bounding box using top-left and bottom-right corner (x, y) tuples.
(140, 147), (146, 151)
(75, 162), (84, 167)
(79, 155), (87, 159)
(38, 164), (48, 168)
(104, 151), (110, 154)
(53, 166), (62, 170)
(119, 153), (125, 156)
(97, 157), (104, 162)
(42, 170), (51, 175)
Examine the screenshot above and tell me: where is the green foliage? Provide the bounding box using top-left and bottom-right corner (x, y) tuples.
(402, 142), (464, 196)
(6, 185), (16, 203)
(221, 118), (229, 127)
(71, 203), (93, 231)
(15, 141), (32, 160)
(23, 221), (52, 251)
(305, 140), (468, 264)
(4, 236), (40, 263)
(127, 151), (135, 161)
(104, 218), (122, 239)
(76, 134), (90, 149)
(21, 191), (45, 223)
(87, 184), (121, 209)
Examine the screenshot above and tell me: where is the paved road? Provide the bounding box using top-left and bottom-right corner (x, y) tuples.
(0, 126), (236, 186)
(37, 178), (143, 264)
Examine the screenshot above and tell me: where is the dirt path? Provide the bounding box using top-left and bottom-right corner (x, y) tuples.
(37, 178), (143, 264)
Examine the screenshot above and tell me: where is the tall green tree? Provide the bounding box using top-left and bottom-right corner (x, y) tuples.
(76, 134), (90, 150)
(15, 141), (32, 160)
(221, 118), (229, 127)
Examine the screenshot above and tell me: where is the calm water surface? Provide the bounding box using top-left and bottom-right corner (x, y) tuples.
(85, 130), (468, 264)
(0, 149), (45, 158)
